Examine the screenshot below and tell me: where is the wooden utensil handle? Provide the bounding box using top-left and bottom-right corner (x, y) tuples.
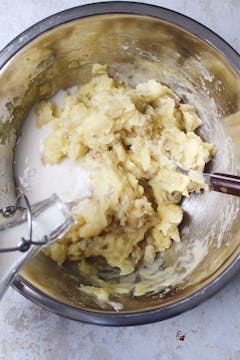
(210, 173), (240, 196)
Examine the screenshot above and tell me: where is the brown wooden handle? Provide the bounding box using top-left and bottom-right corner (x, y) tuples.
(210, 173), (240, 196)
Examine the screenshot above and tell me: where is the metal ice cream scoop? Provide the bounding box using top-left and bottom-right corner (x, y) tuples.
(0, 193), (75, 300)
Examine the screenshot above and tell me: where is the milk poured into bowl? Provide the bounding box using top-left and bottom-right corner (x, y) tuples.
(14, 88), (93, 206)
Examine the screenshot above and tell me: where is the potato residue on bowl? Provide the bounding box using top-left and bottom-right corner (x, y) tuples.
(37, 64), (216, 288)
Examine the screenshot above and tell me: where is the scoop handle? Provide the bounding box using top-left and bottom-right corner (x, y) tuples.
(209, 173), (240, 196)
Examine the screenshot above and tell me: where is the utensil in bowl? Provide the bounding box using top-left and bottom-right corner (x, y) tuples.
(168, 155), (240, 196)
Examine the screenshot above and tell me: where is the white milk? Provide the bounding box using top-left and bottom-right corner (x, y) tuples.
(14, 89), (92, 206)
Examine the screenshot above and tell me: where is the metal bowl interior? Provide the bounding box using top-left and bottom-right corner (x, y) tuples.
(0, 3), (239, 325)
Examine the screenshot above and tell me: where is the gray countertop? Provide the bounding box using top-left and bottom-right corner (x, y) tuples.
(0, 1), (239, 359)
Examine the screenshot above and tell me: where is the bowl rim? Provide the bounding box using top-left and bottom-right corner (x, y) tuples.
(0, 1), (239, 71)
(13, 253), (240, 326)
(1, 1), (239, 325)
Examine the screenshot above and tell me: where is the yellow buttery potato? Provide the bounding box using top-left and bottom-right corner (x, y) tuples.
(37, 64), (216, 277)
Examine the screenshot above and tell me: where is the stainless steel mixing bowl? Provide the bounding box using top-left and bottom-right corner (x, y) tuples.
(0, 2), (239, 325)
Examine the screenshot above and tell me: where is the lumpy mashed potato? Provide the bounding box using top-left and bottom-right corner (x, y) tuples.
(37, 64), (216, 277)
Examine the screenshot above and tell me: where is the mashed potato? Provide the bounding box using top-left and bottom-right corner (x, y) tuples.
(37, 64), (216, 278)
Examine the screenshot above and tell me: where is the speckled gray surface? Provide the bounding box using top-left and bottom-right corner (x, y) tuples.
(0, 1), (239, 359)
